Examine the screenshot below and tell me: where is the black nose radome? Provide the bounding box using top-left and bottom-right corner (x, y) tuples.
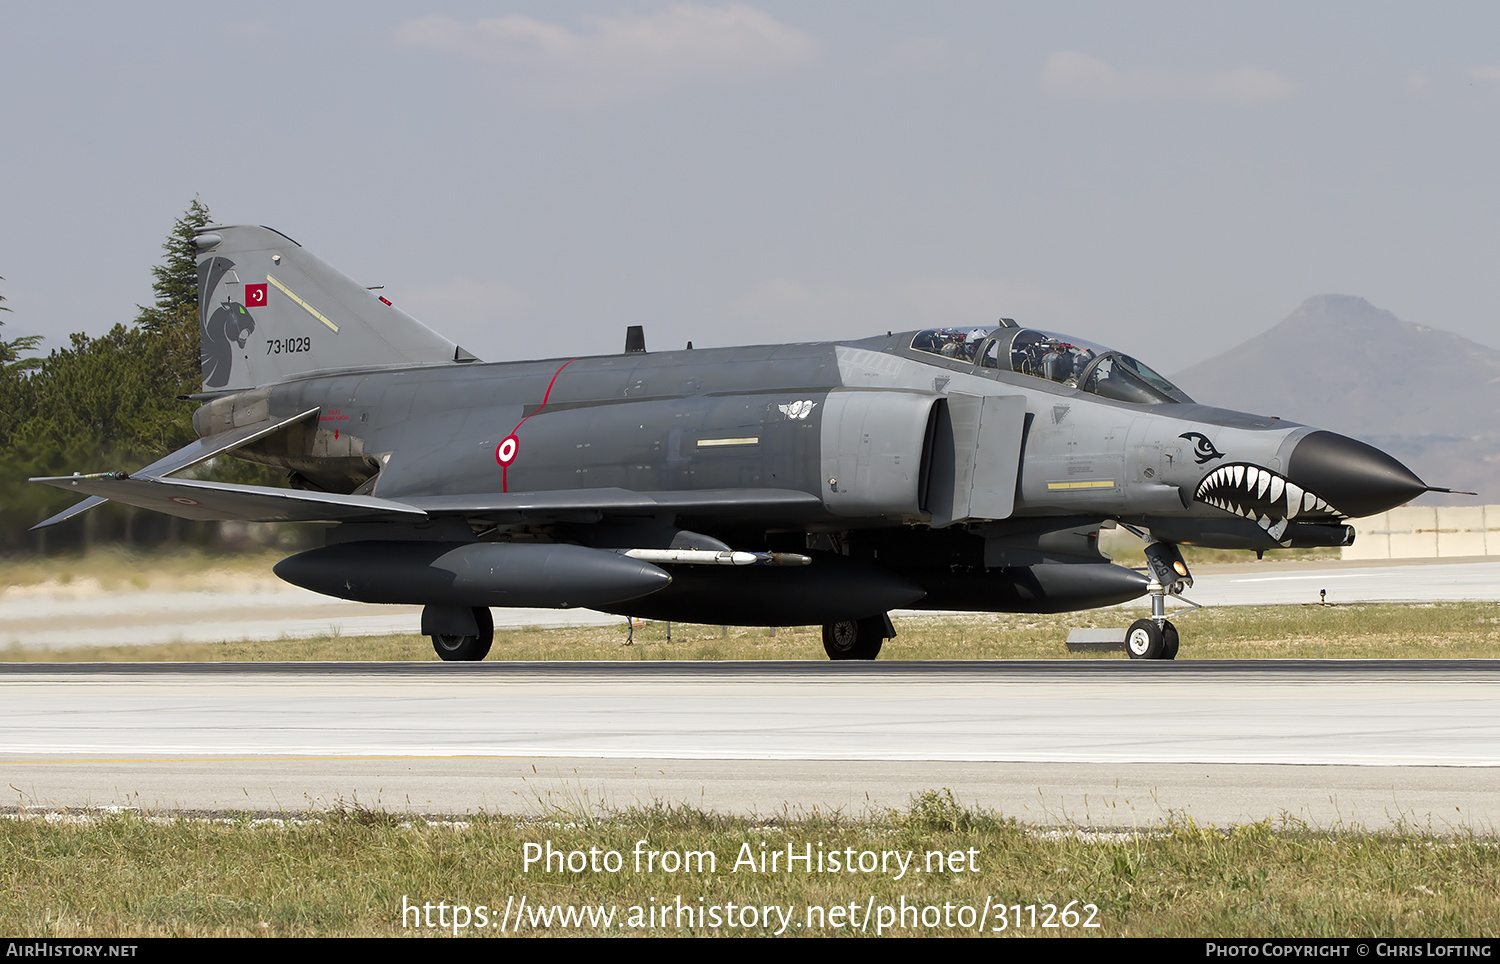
(1286, 431), (1427, 518)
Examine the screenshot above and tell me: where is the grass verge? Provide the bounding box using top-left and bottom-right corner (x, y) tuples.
(1, 792), (1494, 937)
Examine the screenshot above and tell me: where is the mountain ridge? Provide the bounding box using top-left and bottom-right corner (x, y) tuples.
(1172, 294), (1500, 504)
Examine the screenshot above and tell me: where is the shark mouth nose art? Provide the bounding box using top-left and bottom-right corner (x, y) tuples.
(1193, 431), (1431, 539)
(1194, 463), (1338, 538)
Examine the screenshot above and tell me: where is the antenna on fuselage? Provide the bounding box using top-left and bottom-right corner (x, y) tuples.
(625, 325), (647, 353)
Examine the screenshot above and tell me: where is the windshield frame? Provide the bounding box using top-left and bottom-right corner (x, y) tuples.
(906, 325), (1193, 405)
(1077, 351), (1194, 405)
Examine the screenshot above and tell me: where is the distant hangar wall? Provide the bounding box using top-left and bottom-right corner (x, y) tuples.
(1344, 505), (1500, 560)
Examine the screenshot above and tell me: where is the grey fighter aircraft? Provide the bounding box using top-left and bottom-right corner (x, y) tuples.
(33, 225), (1452, 660)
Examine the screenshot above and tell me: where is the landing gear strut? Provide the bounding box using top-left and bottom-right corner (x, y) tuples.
(1123, 534), (1196, 661)
(822, 614), (894, 660)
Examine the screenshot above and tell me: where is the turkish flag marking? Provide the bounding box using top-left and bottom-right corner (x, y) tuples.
(245, 283), (267, 307)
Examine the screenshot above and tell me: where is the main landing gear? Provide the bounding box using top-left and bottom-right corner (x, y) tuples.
(1123, 534), (1196, 661)
(424, 605), (494, 661)
(821, 614), (895, 660)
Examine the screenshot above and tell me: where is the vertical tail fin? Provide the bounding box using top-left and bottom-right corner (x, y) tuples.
(194, 225), (477, 391)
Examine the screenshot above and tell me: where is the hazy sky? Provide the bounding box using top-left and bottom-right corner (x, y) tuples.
(2, 2), (1498, 373)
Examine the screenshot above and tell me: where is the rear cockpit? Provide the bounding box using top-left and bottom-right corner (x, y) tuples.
(908, 322), (1193, 405)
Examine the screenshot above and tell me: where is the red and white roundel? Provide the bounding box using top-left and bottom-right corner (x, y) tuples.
(170, 496), (202, 506)
(495, 435), (520, 467)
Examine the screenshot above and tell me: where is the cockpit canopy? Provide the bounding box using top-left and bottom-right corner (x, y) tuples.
(909, 324), (1193, 405)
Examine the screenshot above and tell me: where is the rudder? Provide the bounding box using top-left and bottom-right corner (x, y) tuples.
(194, 225), (476, 391)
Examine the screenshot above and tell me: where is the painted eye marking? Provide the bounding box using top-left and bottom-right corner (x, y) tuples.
(495, 435), (520, 467)
(1179, 431), (1225, 465)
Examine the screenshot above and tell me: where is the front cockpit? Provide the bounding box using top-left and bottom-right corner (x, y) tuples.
(908, 322), (1194, 406)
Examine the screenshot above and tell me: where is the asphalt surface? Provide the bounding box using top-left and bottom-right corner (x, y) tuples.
(4, 660), (1497, 829)
(4, 558), (1498, 827)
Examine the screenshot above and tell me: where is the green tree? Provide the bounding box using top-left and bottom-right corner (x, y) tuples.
(0, 276), (43, 454)
(135, 196), (212, 395)
(0, 203), (213, 550)
(0, 275), (43, 377)
(0, 199), (289, 551)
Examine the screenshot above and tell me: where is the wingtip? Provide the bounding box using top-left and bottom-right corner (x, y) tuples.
(30, 495), (109, 530)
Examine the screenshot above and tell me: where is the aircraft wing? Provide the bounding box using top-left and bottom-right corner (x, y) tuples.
(29, 473), (822, 526)
(29, 474), (429, 524)
(30, 407), (322, 529)
(402, 488), (825, 523)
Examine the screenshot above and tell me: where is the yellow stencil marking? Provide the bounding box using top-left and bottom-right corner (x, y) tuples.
(266, 274), (339, 333)
(696, 437), (760, 447)
(1047, 479), (1117, 490)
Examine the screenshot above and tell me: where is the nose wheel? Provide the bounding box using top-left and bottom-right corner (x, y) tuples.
(1162, 621), (1179, 659)
(1126, 618), (1180, 660)
(1121, 528), (1195, 660)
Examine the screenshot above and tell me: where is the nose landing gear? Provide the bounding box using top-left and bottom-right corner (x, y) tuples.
(1125, 617), (1180, 660)
(1123, 533), (1196, 660)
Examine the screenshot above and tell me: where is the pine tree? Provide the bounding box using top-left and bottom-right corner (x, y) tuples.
(0, 275), (42, 376)
(0, 276), (43, 456)
(137, 197), (211, 334)
(0, 201), (232, 550)
(135, 197), (211, 394)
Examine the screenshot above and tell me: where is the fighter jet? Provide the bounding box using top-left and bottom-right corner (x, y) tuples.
(33, 225), (1452, 661)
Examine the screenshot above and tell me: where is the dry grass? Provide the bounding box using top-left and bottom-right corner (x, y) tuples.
(1, 795), (1495, 937)
(0, 546), (287, 593)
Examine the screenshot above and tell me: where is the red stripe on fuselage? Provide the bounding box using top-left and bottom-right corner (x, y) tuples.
(500, 357), (577, 492)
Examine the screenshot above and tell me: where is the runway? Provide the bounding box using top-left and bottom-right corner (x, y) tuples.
(4, 661), (1497, 829)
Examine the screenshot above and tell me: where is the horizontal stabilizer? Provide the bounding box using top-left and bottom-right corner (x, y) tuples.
(141, 407), (322, 476)
(32, 495), (109, 531)
(29, 475), (428, 524)
(30, 408), (322, 530)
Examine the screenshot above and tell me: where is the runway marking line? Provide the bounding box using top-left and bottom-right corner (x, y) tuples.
(1230, 573), (1369, 583)
(0, 755), (544, 765)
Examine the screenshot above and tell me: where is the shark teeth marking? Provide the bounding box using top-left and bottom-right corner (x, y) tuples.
(1284, 481), (1303, 518)
(1193, 461), (1343, 528)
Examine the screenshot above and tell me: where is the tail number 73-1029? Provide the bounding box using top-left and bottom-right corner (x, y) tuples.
(267, 337), (312, 354)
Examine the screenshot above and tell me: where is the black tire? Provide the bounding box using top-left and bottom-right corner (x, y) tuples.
(432, 606), (494, 662)
(1125, 618), (1164, 660)
(1161, 621), (1180, 660)
(822, 616), (885, 660)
